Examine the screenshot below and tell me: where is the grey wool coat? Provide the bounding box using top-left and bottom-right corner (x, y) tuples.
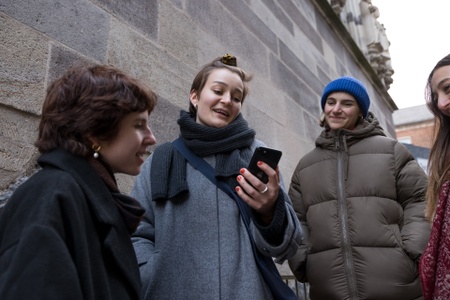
(131, 140), (302, 300)
(288, 113), (430, 300)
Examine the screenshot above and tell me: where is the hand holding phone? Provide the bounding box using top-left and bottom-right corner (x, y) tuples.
(247, 147), (282, 184)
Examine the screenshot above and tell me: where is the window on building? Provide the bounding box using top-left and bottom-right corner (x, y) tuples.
(417, 158), (429, 174)
(398, 136), (412, 144)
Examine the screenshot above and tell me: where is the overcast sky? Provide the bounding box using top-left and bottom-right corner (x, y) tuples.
(373, 0), (450, 109)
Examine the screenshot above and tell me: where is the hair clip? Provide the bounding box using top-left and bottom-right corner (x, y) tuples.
(221, 54), (237, 66)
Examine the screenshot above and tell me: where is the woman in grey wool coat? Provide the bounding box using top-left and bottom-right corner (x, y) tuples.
(131, 54), (302, 300)
(288, 76), (430, 300)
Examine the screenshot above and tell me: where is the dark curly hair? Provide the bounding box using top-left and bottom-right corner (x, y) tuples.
(35, 63), (157, 157)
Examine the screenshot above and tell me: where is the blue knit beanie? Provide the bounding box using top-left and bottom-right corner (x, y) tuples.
(320, 76), (370, 118)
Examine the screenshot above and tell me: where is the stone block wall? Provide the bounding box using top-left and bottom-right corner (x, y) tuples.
(0, 0), (396, 198)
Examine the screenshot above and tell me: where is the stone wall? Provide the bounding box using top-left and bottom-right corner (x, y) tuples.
(0, 0), (396, 199)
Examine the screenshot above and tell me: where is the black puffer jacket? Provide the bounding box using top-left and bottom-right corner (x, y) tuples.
(288, 113), (430, 300)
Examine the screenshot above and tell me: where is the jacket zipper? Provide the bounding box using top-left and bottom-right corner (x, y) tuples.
(336, 136), (359, 299)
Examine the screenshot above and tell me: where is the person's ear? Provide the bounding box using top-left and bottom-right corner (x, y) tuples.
(190, 90), (199, 107)
(87, 136), (100, 146)
(87, 136), (102, 158)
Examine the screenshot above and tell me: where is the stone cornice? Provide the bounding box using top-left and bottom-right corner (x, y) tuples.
(311, 0), (398, 111)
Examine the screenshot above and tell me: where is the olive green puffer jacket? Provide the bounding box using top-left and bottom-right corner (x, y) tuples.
(288, 113), (430, 300)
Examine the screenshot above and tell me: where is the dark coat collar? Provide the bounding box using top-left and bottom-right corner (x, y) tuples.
(38, 149), (141, 297)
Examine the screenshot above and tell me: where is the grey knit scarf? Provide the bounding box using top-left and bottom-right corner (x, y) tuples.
(151, 110), (256, 201)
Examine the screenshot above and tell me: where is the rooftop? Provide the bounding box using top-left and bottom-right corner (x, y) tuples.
(393, 104), (433, 126)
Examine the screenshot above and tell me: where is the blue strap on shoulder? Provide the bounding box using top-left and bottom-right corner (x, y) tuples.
(172, 138), (296, 300)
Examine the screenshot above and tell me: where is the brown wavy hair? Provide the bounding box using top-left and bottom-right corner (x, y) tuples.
(188, 56), (252, 118)
(35, 63), (157, 157)
(424, 53), (450, 221)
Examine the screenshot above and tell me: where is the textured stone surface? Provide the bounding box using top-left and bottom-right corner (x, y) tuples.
(107, 18), (193, 110)
(0, 15), (48, 114)
(93, 0), (158, 41)
(159, 0), (198, 69)
(1, 0), (110, 61)
(220, 0), (278, 53)
(0, 0), (398, 225)
(0, 107), (40, 144)
(0, 137), (38, 189)
(147, 96), (183, 146)
(167, 0), (183, 10)
(186, 0), (268, 76)
(278, 0), (323, 52)
(260, 0), (294, 34)
(279, 41), (323, 96)
(275, 125), (315, 185)
(0, 106), (40, 189)
(269, 54), (318, 116)
(48, 43), (98, 84)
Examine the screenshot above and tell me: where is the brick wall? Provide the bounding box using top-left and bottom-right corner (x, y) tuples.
(396, 121), (434, 149)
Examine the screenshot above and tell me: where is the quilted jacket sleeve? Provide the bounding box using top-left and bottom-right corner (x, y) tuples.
(394, 142), (431, 261)
(287, 164), (310, 282)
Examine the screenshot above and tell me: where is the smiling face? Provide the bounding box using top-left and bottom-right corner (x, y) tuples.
(94, 110), (156, 175)
(189, 68), (244, 128)
(431, 65), (450, 117)
(324, 92), (362, 131)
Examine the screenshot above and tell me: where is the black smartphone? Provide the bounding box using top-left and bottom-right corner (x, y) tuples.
(247, 147), (282, 183)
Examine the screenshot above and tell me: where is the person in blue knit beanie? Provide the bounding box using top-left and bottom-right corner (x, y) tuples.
(321, 76), (370, 119)
(288, 76), (430, 299)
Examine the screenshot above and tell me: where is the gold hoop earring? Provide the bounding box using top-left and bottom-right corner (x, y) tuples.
(92, 144), (101, 159)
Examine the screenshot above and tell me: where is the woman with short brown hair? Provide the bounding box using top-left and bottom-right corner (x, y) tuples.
(0, 63), (157, 300)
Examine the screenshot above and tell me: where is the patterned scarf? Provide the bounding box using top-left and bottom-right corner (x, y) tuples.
(420, 180), (450, 300)
(150, 110), (256, 201)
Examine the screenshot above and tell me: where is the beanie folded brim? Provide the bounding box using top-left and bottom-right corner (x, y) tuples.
(320, 76), (370, 118)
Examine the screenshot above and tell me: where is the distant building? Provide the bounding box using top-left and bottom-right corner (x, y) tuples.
(401, 143), (430, 174)
(393, 104), (434, 174)
(393, 104), (434, 149)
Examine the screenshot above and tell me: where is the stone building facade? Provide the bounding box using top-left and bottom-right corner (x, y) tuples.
(0, 0), (396, 202)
